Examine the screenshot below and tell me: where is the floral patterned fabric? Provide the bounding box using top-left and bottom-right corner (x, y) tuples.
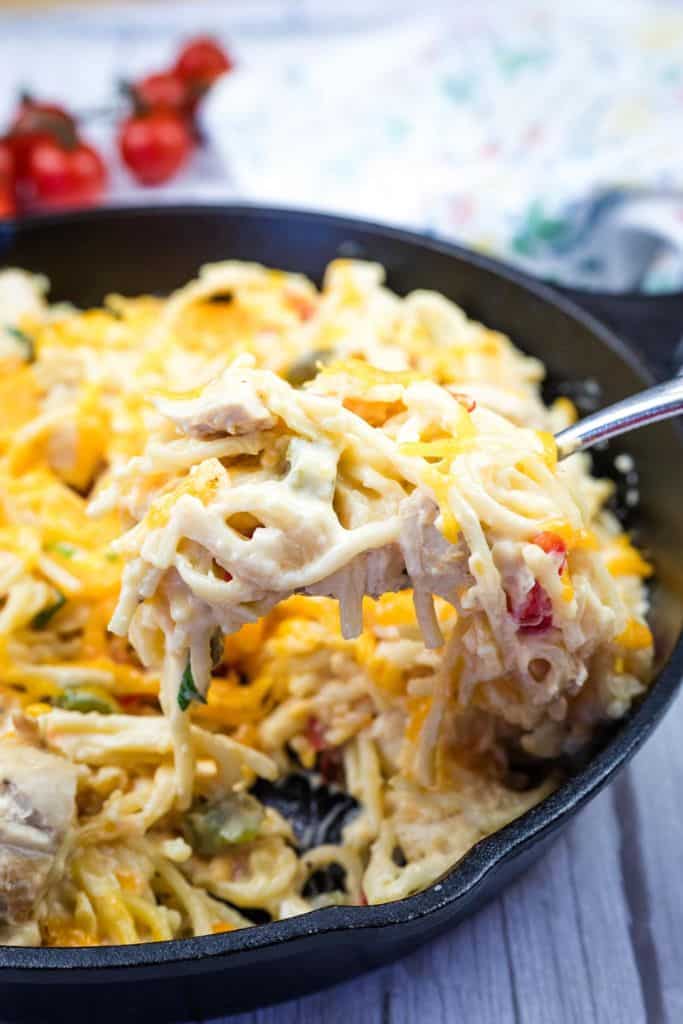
(204, 0), (683, 292)
(3, 0), (683, 291)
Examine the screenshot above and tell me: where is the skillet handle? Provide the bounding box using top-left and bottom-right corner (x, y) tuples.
(555, 287), (683, 382)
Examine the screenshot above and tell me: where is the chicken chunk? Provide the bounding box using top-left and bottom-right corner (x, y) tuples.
(157, 368), (277, 438)
(0, 741), (77, 933)
(399, 491), (470, 602)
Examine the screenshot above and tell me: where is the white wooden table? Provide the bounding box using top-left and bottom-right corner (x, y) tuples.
(2, 4), (682, 1021)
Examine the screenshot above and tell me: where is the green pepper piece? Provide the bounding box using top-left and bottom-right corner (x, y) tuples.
(55, 686), (119, 715)
(284, 348), (334, 388)
(183, 793), (264, 855)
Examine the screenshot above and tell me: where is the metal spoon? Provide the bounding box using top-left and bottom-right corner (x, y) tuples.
(555, 376), (683, 459)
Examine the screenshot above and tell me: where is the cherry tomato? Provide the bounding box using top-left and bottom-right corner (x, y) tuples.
(174, 36), (233, 88)
(132, 71), (189, 115)
(11, 97), (76, 140)
(10, 98), (77, 174)
(0, 139), (16, 186)
(0, 140), (18, 219)
(0, 192), (16, 219)
(10, 130), (47, 185)
(24, 137), (107, 210)
(118, 109), (193, 186)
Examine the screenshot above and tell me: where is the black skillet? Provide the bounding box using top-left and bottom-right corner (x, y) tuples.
(1, 206), (683, 1024)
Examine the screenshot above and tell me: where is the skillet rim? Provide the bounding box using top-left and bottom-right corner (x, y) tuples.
(1, 203), (682, 976)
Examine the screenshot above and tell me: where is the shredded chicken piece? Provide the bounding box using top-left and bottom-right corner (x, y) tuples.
(107, 362), (478, 647)
(0, 739), (77, 931)
(157, 373), (278, 438)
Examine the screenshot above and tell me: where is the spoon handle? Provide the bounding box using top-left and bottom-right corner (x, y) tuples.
(555, 375), (683, 459)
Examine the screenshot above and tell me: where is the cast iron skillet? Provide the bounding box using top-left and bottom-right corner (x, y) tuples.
(1, 206), (683, 1023)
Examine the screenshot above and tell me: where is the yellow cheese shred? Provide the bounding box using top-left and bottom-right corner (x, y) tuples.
(615, 618), (653, 650)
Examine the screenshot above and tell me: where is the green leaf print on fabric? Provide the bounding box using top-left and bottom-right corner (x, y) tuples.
(511, 200), (569, 257)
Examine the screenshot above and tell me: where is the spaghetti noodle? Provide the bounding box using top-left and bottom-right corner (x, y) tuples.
(0, 260), (652, 947)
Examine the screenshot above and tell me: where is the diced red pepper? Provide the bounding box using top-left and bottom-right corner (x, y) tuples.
(305, 715), (326, 752)
(508, 580), (553, 634)
(506, 533), (566, 634)
(284, 290), (316, 322)
(304, 716), (344, 782)
(117, 694), (143, 711)
(531, 532), (567, 574)
(318, 747), (344, 786)
(449, 391), (476, 413)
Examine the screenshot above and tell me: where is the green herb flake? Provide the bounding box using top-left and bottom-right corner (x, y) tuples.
(49, 541), (77, 559)
(177, 660), (207, 712)
(31, 591), (67, 630)
(6, 326), (36, 363)
(105, 550), (120, 562)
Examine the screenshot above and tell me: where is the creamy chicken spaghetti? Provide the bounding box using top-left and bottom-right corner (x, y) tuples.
(0, 259), (653, 948)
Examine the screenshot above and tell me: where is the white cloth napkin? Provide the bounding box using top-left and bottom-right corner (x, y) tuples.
(3, 0), (683, 290)
(202, 0), (683, 291)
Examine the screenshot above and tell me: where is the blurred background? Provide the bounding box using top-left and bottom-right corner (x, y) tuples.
(2, 0), (683, 293)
